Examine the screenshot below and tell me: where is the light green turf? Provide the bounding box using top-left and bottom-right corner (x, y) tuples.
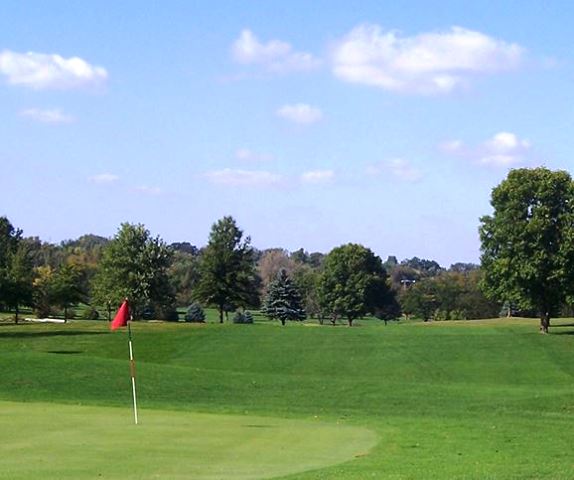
(0, 401), (377, 480)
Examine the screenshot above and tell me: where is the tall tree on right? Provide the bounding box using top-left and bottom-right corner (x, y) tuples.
(194, 216), (258, 323)
(319, 243), (396, 326)
(261, 269), (306, 326)
(479, 167), (574, 333)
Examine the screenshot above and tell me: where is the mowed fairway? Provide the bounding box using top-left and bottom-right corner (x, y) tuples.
(1, 317), (574, 479)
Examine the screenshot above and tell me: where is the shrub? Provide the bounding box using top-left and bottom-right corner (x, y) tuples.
(184, 303), (205, 323)
(157, 306), (179, 322)
(233, 310), (253, 324)
(82, 307), (100, 320)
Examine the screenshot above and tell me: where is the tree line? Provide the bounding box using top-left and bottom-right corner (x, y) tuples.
(2, 167), (573, 332)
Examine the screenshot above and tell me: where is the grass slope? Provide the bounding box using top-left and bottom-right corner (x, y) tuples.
(1, 317), (574, 479)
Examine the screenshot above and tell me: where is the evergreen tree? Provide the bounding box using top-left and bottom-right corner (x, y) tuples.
(261, 269), (306, 326)
(185, 303), (205, 323)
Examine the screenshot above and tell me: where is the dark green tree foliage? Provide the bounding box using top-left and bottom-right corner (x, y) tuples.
(400, 257), (443, 277)
(3, 243), (34, 323)
(401, 280), (439, 321)
(194, 216), (258, 323)
(261, 269), (306, 326)
(185, 303), (205, 323)
(480, 167), (574, 333)
(0, 217), (34, 322)
(92, 223), (174, 320)
(319, 243), (395, 326)
(50, 263), (85, 322)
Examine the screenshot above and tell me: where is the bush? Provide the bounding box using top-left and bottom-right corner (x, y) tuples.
(184, 303), (205, 323)
(157, 306), (179, 322)
(82, 307), (100, 320)
(233, 310), (253, 324)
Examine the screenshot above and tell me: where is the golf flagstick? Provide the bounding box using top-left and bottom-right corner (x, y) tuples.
(128, 320), (139, 425)
(110, 299), (139, 425)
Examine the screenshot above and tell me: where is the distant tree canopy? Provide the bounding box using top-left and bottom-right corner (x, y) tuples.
(319, 243), (397, 326)
(480, 167), (574, 333)
(92, 223), (174, 319)
(193, 216), (258, 323)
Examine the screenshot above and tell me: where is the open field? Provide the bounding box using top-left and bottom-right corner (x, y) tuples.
(1, 317), (574, 479)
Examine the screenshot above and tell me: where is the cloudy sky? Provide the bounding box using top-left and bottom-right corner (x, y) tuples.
(2, 1), (573, 265)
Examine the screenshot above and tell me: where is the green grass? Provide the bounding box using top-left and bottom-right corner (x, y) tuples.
(1, 317), (574, 478)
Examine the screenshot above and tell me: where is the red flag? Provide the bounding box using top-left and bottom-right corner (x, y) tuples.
(111, 300), (130, 331)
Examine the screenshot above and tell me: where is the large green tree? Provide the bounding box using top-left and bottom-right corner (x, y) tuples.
(194, 216), (258, 323)
(51, 264), (85, 322)
(92, 223), (174, 319)
(319, 243), (395, 326)
(261, 269), (306, 326)
(479, 167), (574, 333)
(3, 243), (34, 323)
(0, 217), (34, 322)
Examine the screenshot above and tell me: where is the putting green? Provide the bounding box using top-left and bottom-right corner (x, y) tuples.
(0, 401), (377, 479)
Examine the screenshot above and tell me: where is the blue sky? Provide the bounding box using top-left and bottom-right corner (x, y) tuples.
(2, 1), (573, 266)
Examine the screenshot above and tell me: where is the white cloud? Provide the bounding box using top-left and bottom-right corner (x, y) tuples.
(0, 50), (108, 90)
(367, 158), (422, 181)
(19, 108), (74, 124)
(231, 29), (320, 74)
(235, 148), (273, 162)
(204, 168), (283, 187)
(331, 25), (523, 94)
(300, 170), (335, 184)
(276, 103), (323, 124)
(442, 132), (532, 167)
(134, 185), (162, 195)
(89, 173), (119, 184)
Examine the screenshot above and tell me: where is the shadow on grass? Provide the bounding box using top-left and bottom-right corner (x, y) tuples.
(550, 330), (574, 335)
(550, 323), (574, 328)
(0, 331), (107, 339)
(47, 350), (83, 355)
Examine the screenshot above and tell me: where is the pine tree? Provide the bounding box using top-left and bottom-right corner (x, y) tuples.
(261, 269), (306, 326)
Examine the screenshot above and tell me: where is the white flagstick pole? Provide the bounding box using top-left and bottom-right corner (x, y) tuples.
(128, 321), (139, 425)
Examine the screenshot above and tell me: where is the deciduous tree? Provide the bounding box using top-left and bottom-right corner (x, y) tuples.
(319, 243), (395, 326)
(479, 167), (574, 333)
(92, 223), (174, 319)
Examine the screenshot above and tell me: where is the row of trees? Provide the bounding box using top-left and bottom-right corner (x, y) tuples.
(2, 166), (573, 332)
(0, 214), (495, 326)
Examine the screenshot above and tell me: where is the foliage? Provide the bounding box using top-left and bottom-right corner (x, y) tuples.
(82, 307), (100, 320)
(400, 256), (443, 276)
(2, 242), (34, 323)
(257, 249), (295, 292)
(50, 264), (86, 322)
(0, 217), (34, 322)
(193, 216), (258, 322)
(401, 270), (499, 321)
(319, 243), (395, 326)
(232, 310), (254, 324)
(185, 303), (206, 323)
(91, 223), (175, 319)
(480, 167), (574, 332)
(168, 250), (200, 306)
(261, 269), (306, 325)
